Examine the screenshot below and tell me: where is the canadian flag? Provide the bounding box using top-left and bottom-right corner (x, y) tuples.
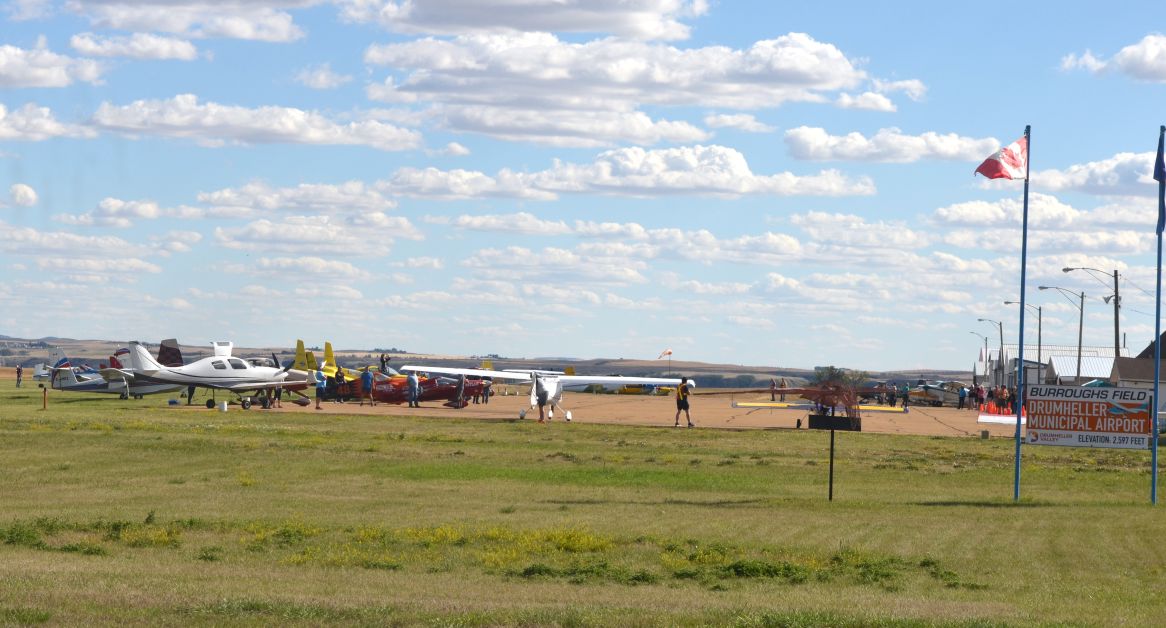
(975, 136), (1027, 180)
(657, 349), (673, 359)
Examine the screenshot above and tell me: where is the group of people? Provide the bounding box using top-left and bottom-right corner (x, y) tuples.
(312, 366), (382, 410)
(965, 384), (1014, 414)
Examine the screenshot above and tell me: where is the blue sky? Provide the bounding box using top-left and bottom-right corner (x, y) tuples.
(3, 1), (1166, 372)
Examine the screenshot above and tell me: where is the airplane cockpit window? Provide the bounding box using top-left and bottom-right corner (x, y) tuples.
(228, 358), (248, 370)
(212, 360), (227, 370)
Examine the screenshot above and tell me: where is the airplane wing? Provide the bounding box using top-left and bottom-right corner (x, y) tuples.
(557, 375), (691, 387)
(400, 365), (533, 382)
(217, 380), (291, 391)
(99, 368), (135, 383)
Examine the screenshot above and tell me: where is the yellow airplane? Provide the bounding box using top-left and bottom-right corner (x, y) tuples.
(292, 340), (370, 380)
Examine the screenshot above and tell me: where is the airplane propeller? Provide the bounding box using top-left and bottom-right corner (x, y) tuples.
(274, 352), (291, 373)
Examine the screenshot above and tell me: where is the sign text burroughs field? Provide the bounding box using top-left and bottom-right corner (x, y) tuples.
(1025, 385), (1153, 450)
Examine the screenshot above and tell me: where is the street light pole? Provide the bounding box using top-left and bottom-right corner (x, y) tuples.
(1039, 285), (1086, 384)
(970, 331), (989, 384)
(978, 318), (1004, 387)
(1005, 301), (1041, 383)
(1064, 266), (1120, 357)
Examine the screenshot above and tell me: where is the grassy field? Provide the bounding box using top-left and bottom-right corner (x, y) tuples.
(2, 381), (1165, 627)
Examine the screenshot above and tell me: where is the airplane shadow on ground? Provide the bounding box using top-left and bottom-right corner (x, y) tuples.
(912, 500), (1051, 508)
(545, 498), (768, 508)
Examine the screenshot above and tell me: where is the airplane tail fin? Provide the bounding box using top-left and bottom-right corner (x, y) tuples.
(212, 341), (232, 357)
(564, 366), (576, 376)
(306, 350), (319, 371)
(292, 340), (309, 371)
(50, 348), (77, 387)
(110, 347), (129, 370)
(128, 342), (164, 373)
(157, 338), (183, 367)
(324, 342), (337, 371)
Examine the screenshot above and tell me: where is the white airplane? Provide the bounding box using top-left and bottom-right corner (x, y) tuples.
(401, 364), (693, 421)
(49, 343), (184, 399)
(127, 340), (304, 409)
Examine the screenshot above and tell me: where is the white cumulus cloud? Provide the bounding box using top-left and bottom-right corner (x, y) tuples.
(64, 1), (310, 42)
(703, 113), (774, 133)
(835, 91), (895, 112)
(338, 0), (709, 41)
(0, 41), (103, 87)
(92, 93), (422, 151)
(0, 103), (96, 141)
(69, 32), (198, 60)
(295, 62), (353, 89)
(785, 127), (1000, 162)
(1063, 34), (1166, 81)
(365, 31), (880, 145)
(9, 183), (38, 207)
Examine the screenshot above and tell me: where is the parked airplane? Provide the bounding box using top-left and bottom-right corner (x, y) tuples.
(126, 341), (304, 409)
(367, 371), (487, 407)
(401, 364), (692, 421)
(50, 341), (185, 399)
(908, 381), (967, 407)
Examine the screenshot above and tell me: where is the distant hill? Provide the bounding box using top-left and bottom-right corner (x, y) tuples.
(0, 335), (972, 387)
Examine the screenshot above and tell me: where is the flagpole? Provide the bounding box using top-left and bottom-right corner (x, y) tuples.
(1153, 125), (1165, 505)
(1013, 124), (1031, 503)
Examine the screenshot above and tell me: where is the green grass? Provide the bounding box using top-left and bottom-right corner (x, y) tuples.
(1, 383), (1164, 626)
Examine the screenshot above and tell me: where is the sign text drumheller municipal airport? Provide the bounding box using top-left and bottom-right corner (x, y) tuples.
(1025, 385), (1153, 450)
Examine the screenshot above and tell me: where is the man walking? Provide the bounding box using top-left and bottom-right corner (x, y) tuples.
(674, 377), (693, 428)
(360, 366), (375, 406)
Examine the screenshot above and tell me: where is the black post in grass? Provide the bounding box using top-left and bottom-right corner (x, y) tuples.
(809, 414), (861, 501)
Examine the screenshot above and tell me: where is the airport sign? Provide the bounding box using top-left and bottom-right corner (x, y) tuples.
(1025, 385), (1153, 450)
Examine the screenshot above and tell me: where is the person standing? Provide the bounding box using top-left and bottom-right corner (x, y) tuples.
(313, 369), (326, 410)
(273, 384), (283, 408)
(360, 366), (375, 406)
(778, 378), (786, 402)
(958, 385), (967, 410)
(674, 377), (693, 428)
(379, 353), (389, 375)
(482, 379), (491, 405)
(534, 374), (550, 423)
(900, 383), (910, 407)
(334, 368), (346, 403)
(407, 371), (420, 408)
(15, 364), (23, 388)
(770, 378), (777, 401)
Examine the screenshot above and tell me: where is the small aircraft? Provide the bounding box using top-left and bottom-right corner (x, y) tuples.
(908, 381), (967, 407)
(749, 376), (907, 417)
(368, 371), (488, 407)
(401, 364), (693, 421)
(126, 340), (304, 409)
(49, 341), (185, 399)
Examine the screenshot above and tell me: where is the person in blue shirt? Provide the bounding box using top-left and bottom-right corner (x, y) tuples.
(313, 369), (326, 410)
(407, 372), (420, 408)
(360, 366), (375, 407)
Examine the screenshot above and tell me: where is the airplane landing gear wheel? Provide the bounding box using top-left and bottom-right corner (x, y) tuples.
(206, 399), (216, 409)
(241, 398), (252, 410)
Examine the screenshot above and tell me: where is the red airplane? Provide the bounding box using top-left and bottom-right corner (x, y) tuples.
(350, 372), (489, 407)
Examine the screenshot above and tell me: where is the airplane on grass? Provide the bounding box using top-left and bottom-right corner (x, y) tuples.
(402, 364), (693, 421)
(908, 381), (968, 407)
(127, 341), (308, 409)
(288, 340), (493, 407)
(49, 341), (185, 399)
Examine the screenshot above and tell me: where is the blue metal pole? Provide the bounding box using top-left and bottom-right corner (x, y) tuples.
(1153, 124), (1164, 505)
(1013, 125), (1031, 503)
